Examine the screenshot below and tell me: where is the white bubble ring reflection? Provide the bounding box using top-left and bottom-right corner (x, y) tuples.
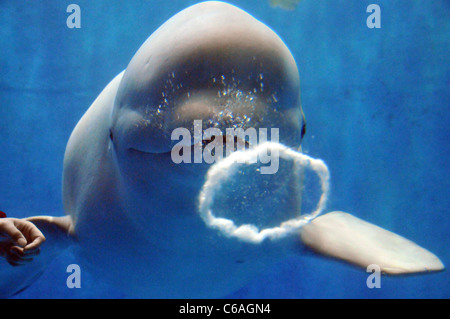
(198, 142), (330, 244)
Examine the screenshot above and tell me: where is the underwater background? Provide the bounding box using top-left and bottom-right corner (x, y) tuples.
(0, 0), (448, 298)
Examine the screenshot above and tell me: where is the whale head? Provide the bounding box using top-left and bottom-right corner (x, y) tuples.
(111, 1), (305, 153)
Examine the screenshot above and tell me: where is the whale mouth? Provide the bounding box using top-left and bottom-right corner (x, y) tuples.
(129, 135), (252, 157)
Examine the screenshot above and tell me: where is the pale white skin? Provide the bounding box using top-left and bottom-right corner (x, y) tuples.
(0, 1), (443, 298)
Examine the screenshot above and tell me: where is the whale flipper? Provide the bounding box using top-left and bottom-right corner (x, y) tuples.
(300, 211), (444, 274)
(0, 216), (73, 298)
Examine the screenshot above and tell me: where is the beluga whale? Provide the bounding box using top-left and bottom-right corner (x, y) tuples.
(0, 1), (444, 298)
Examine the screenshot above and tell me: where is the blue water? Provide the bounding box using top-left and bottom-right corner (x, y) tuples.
(0, 0), (448, 298)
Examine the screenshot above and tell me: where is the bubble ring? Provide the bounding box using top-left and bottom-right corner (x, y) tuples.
(198, 142), (330, 243)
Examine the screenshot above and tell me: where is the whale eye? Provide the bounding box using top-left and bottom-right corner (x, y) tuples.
(109, 128), (114, 142)
(301, 122), (306, 139)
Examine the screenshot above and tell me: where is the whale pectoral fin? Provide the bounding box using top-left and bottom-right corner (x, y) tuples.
(300, 211), (444, 274)
(0, 215), (74, 298)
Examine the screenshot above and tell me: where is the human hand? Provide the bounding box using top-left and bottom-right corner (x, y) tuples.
(0, 218), (46, 266)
